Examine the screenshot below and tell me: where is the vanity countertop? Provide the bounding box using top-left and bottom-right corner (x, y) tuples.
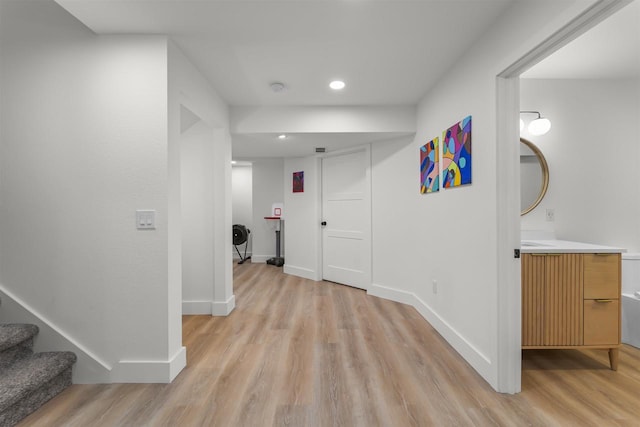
(521, 239), (626, 254)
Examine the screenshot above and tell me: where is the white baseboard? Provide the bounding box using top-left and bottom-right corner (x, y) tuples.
(368, 283), (494, 388)
(283, 265), (320, 281)
(367, 282), (415, 306)
(111, 346), (186, 383)
(182, 300), (213, 315)
(211, 295), (235, 316)
(250, 255), (272, 263)
(169, 346), (187, 382)
(183, 297), (235, 316)
(0, 285), (112, 384)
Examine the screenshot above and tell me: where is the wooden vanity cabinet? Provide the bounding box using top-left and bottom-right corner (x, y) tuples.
(521, 252), (621, 370)
(583, 254), (621, 349)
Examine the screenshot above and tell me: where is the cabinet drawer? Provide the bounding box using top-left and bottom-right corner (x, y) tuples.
(584, 299), (619, 345)
(584, 253), (620, 299)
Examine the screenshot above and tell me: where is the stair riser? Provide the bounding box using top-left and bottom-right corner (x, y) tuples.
(0, 367), (72, 427)
(0, 340), (34, 371)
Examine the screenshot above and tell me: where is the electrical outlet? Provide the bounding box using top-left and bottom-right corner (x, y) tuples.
(546, 208), (555, 222)
(432, 279), (438, 294)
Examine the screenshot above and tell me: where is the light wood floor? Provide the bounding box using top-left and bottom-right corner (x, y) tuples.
(19, 262), (640, 426)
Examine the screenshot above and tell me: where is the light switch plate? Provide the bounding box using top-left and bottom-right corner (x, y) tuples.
(136, 210), (156, 230)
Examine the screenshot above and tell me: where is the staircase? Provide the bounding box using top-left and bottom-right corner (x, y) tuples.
(0, 302), (77, 426)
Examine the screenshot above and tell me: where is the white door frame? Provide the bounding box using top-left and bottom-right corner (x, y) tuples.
(319, 144), (372, 290)
(495, 0), (631, 393)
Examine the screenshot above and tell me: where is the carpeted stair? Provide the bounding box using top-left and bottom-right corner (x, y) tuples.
(0, 322), (76, 426)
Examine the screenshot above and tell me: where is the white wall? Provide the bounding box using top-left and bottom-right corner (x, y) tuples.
(168, 42), (234, 318)
(367, 0), (601, 391)
(520, 78), (640, 251)
(0, 0), (607, 391)
(231, 106), (416, 134)
(283, 157), (322, 280)
(232, 165), (253, 258)
(251, 159), (284, 263)
(0, 0), (172, 382)
(0, 0), (232, 383)
(181, 120), (215, 314)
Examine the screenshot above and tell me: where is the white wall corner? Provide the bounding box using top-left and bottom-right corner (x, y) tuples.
(211, 295), (235, 316)
(368, 283), (495, 387)
(111, 346), (187, 383)
(182, 300), (214, 315)
(169, 346), (187, 382)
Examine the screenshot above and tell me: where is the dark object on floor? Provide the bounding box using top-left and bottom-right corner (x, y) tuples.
(266, 218), (284, 267)
(233, 224), (251, 264)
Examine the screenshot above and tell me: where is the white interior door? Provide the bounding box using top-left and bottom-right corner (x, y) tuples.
(321, 148), (371, 289)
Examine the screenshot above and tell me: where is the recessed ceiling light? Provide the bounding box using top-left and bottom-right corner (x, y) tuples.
(278, 134), (287, 140)
(329, 80), (345, 90)
(231, 160), (237, 165)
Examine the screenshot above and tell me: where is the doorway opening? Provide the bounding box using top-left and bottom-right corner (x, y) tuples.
(496, 0), (634, 393)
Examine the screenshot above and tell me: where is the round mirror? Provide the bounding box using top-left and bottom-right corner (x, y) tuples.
(520, 137), (549, 216)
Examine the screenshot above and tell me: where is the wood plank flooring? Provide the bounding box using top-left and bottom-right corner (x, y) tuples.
(19, 262), (640, 426)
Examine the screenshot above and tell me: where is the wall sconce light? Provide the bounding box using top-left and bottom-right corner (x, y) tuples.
(520, 111), (551, 136)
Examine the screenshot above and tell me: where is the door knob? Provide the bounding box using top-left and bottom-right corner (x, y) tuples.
(321, 221), (327, 226)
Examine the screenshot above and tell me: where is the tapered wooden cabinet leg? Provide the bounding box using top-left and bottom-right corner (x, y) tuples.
(608, 348), (619, 371)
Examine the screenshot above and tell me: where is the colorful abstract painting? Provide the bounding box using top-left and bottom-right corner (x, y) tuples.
(442, 115), (472, 188)
(420, 137), (440, 193)
(293, 171), (304, 193)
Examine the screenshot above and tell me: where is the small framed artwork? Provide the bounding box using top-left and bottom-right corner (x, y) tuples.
(442, 115), (472, 188)
(420, 137), (440, 194)
(293, 171), (304, 193)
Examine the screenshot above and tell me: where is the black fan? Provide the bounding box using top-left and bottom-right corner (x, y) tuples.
(233, 224), (251, 264)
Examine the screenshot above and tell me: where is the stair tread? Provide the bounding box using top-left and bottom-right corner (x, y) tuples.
(0, 351), (77, 412)
(0, 324), (39, 353)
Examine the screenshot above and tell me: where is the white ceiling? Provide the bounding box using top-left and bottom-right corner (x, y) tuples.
(56, 0), (515, 106)
(57, 0), (639, 160)
(55, 0), (517, 160)
(522, 1), (640, 79)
